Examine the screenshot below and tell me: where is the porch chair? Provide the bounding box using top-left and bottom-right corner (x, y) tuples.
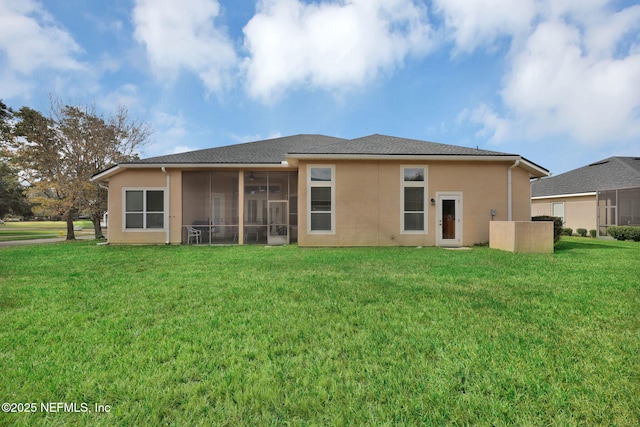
(186, 226), (202, 244)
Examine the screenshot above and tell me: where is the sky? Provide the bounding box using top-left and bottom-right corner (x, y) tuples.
(1, 0), (639, 175)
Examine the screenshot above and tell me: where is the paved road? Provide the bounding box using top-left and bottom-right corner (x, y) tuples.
(0, 233), (99, 248)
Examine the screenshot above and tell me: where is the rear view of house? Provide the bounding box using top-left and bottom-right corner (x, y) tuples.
(92, 134), (548, 247)
(531, 157), (640, 236)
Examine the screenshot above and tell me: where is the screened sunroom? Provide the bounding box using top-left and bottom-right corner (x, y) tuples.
(181, 171), (298, 245)
(597, 187), (640, 236)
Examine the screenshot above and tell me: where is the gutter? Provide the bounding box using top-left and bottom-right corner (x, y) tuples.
(532, 192), (597, 200)
(508, 159), (520, 221)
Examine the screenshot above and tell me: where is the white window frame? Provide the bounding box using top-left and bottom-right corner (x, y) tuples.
(122, 188), (167, 231)
(401, 166), (428, 234)
(307, 165), (335, 234)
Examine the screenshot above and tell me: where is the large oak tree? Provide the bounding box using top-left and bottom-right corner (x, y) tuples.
(7, 98), (150, 240)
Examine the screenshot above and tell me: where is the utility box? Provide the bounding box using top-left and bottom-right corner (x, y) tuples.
(490, 221), (554, 253)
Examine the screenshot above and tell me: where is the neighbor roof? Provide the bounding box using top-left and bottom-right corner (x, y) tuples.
(531, 157), (640, 197)
(92, 133), (549, 181)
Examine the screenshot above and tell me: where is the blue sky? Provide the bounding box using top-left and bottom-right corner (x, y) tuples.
(1, 0), (639, 175)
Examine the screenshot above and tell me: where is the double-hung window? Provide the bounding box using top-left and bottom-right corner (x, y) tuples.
(551, 202), (565, 223)
(124, 189), (165, 230)
(308, 165), (335, 233)
(401, 166), (427, 233)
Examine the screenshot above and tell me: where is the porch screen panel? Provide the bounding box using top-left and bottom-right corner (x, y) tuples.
(619, 188), (640, 226)
(182, 172), (212, 243)
(211, 171), (239, 242)
(289, 171), (298, 243)
(597, 190), (617, 237)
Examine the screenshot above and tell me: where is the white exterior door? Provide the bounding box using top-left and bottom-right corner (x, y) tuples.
(436, 193), (462, 247)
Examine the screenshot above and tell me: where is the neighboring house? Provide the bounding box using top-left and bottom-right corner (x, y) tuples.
(92, 134), (548, 247)
(531, 157), (640, 236)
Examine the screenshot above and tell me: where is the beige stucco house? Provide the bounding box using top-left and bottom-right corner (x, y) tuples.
(92, 134), (549, 247)
(531, 157), (640, 236)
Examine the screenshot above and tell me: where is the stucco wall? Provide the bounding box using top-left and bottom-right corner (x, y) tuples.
(531, 195), (596, 232)
(490, 221), (554, 253)
(107, 168), (182, 244)
(105, 160), (534, 246)
(297, 160), (533, 247)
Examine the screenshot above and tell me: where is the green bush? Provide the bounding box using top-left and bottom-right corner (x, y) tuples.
(563, 228), (573, 236)
(577, 228), (587, 237)
(532, 215), (563, 243)
(589, 229), (597, 238)
(607, 226), (640, 241)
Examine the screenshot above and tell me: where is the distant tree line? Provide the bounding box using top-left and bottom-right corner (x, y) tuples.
(0, 97), (151, 240)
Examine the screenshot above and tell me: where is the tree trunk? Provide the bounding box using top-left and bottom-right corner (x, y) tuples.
(66, 209), (76, 240)
(92, 213), (104, 240)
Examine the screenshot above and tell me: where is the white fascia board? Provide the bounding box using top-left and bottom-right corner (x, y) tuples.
(532, 192), (597, 200)
(90, 162), (294, 182)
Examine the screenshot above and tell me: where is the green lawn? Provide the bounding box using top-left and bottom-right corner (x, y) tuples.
(0, 221), (94, 242)
(1, 238), (638, 426)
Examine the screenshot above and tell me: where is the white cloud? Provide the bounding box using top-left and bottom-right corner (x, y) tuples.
(144, 111), (195, 157)
(459, 104), (512, 143)
(0, 0), (83, 98)
(132, 0), (238, 93)
(229, 131), (283, 144)
(433, 0), (536, 53)
(98, 84), (143, 113)
(453, 1), (640, 147)
(242, 0), (433, 102)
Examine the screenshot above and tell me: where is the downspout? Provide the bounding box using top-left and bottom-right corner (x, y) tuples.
(162, 167), (170, 245)
(507, 159), (520, 221)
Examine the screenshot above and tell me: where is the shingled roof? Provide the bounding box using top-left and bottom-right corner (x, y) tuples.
(288, 134), (512, 156)
(132, 133), (524, 163)
(93, 133), (549, 181)
(131, 134), (346, 164)
(531, 157), (640, 197)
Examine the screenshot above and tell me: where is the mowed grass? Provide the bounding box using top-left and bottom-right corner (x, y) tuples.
(0, 238), (638, 426)
(0, 221), (94, 242)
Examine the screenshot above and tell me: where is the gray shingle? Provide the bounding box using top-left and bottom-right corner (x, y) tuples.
(131, 134), (347, 164)
(290, 134), (515, 156)
(134, 133), (517, 164)
(531, 157), (640, 196)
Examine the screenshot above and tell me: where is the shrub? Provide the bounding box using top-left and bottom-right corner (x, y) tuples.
(532, 215), (563, 243)
(589, 229), (597, 238)
(577, 228), (587, 237)
(563, 228), (573, 236)
(607, 226), (640, 241)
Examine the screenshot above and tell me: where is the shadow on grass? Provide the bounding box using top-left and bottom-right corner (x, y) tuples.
(554, 238), (629, 252)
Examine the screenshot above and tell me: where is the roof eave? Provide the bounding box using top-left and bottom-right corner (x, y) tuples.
(532, 192), (597, 200)
(286, 153), (549, 177)
(90, 162), (294, 182)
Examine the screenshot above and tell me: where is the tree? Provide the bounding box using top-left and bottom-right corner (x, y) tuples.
(0, 101), (32, 219)
(0, 162), (32, 218)
(8, 98), (150, 240)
